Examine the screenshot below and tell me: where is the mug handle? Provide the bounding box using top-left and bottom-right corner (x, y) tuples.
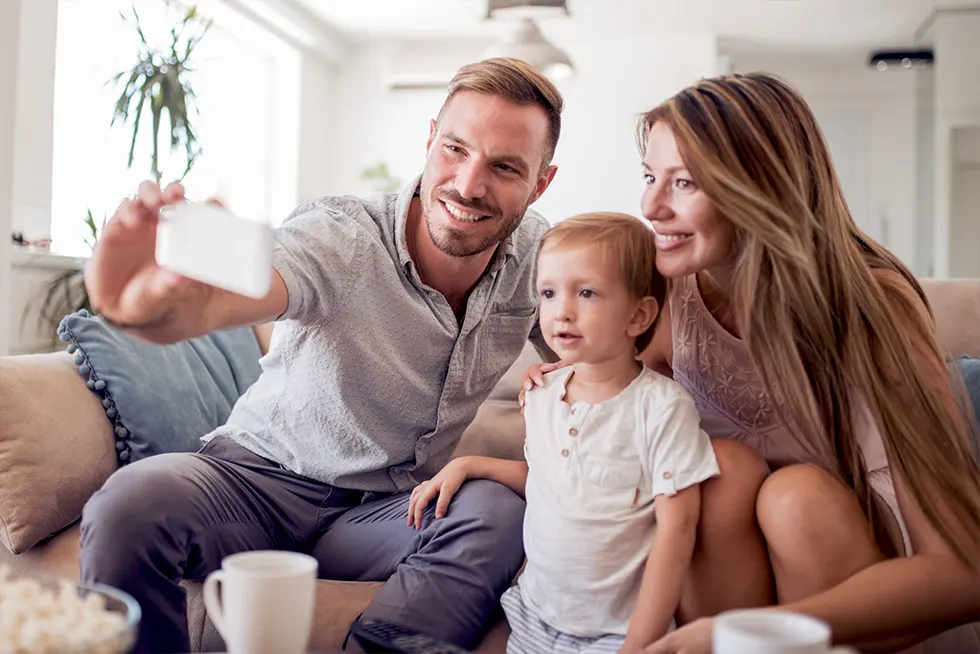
(202, 570), (228, 639)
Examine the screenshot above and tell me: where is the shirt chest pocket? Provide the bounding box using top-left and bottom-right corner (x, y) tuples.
(474, 309), (537, 385)
(580, 457), (643, 513)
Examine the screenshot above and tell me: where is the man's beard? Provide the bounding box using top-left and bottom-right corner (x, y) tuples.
(421, 184), (528, 258)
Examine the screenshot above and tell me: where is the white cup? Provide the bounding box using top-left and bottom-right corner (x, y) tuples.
(714, 610), (859, 654)
(202, 550), (318, 654)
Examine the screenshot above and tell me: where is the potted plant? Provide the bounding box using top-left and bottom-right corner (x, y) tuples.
(110, 3), (211, 182)
(25, 211), (105, 344)
(31, 2), (211, 346)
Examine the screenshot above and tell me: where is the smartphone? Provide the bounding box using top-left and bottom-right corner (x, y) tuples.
(156, 202), (273, 298)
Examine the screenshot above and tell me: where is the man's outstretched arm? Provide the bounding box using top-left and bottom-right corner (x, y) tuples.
(86, 181), (288, 344)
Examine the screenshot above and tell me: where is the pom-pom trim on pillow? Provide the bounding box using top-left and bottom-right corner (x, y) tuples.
(57, 311), (133, 466)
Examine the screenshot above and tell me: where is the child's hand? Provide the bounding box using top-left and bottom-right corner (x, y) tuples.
(517, 360), (566, 413)
(407, 458), (471, 530)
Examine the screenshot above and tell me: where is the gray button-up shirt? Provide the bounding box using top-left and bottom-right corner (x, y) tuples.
(204, 177), (549, 492)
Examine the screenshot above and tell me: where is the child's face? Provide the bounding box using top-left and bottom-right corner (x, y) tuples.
(536, 243), (656, 365)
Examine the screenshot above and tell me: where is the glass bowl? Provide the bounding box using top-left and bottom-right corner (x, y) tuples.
(0, 568), (140, 654)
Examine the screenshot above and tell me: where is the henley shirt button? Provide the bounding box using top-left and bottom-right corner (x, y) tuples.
(561, 448), (569, 457)
(662, 471), (673, 480)
(568, 427), (578, 437)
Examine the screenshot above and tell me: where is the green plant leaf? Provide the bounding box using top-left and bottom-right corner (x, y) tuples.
(107, 1), (210, 179)
(125, 91), (146, 168)
(151, 92), (163, 180)
(131, 6), (149, 48)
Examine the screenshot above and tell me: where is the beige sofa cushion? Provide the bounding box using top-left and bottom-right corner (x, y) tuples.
(921, 279), (980, 358)
(454, 343), (540, 462)
(0, 353), (117, 554)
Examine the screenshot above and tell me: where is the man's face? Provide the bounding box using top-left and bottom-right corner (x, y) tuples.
(420, 90), (557, 258)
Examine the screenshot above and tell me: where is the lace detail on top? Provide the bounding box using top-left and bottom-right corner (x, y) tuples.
(669, 275), (806, 468)
(668, 274), (903, 547)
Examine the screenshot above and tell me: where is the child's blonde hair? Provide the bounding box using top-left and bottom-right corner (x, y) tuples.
(539, 212), (666, 352)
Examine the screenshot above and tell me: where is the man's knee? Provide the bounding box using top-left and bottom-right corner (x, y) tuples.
(82, 453), (201, 548)
(446, 479), (525, 553)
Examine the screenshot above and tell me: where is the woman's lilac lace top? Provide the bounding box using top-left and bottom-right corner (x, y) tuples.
(667, 274), (907, 547)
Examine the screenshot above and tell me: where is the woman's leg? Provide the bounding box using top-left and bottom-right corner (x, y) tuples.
(756, 464), (885, 604)
(676, 439), (775, 624)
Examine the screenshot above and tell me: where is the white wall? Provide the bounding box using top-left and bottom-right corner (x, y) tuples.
(949, 127), (980, 278)
(932, 10), (980, 278)
(915, 69), (935, 276)
(1, 0), (23, 356)
(537, 32), (718, 223)
(297, 56), (339, 204)
(320, 32), (720, 222)
(733, 55), (920, 272)
(12, 0), (57, 242)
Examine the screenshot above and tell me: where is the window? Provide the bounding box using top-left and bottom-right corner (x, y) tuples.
(51, 0), (300, 256)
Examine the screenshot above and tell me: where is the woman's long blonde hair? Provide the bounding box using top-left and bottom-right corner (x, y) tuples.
(639, 72), (980, 564)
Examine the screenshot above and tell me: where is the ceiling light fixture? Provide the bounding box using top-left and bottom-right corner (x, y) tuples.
(483, 18), (574, 80)
(868, 49), (934, 71)
(485, 0), (569, 19)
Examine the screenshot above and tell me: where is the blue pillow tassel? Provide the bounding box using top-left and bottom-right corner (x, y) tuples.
(58, 320), (135, 468)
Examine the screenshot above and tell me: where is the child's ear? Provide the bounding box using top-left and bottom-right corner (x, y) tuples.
(627, 296), (660, 339)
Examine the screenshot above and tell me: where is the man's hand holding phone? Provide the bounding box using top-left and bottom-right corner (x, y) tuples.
(85, 180), (281, 345)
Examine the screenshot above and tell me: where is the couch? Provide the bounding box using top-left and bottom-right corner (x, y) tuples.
(2, 279), (980, 653)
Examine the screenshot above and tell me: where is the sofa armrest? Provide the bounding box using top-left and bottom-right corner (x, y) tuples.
(921, 279), (980, 358)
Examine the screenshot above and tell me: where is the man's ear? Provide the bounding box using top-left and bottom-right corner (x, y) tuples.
(425, 119), (438, 154)
(528, 164), (558, 206)
(627, 296), (660, 339)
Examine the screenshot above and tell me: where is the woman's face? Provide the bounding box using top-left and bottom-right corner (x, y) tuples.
(640, 122), (736, 278)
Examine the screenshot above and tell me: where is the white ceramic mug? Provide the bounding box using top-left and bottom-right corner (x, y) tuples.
(714, 610), (859, 654)
(202, 550), (318, 654)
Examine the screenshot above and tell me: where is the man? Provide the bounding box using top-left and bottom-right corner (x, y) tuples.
(80, 57), (562, 653)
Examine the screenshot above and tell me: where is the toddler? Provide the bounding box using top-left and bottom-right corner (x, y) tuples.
(408, 212), (719, 654)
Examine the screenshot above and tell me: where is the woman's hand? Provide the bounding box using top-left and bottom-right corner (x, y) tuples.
(518, 360), (566, 411)
(639, 618), (713, 654)
(407, 458), (471, 530)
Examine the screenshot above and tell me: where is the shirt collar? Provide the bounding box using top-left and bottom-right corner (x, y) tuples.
(394, 174), (517, 275)
(394, 175), (422, 270)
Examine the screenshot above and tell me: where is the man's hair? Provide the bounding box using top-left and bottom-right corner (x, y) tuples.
(438, 58), (563, 168)
(539, 212), (666, 352)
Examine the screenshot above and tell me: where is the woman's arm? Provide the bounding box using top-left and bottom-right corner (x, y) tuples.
(622, 485), (701, 653)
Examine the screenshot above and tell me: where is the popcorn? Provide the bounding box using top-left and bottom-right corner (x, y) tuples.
(0, 566), (132, 654)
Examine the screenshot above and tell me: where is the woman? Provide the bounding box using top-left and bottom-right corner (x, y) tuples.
(523, 73), (980, 653)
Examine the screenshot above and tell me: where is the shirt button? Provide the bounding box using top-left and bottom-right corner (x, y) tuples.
(570, 408), (576, 415)
(561, 448), (570, 457)
(568, 428), (578, 437)
(663, 471), (673, 480)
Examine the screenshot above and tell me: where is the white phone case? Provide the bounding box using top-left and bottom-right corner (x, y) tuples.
(156, 203), (273, 299)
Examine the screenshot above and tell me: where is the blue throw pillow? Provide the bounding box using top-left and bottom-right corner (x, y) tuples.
(57, 311), (264, 466)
